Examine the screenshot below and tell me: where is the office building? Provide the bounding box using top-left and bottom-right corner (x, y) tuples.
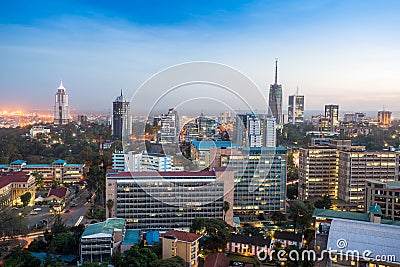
(112, 90), (131, 141)
(210, 146), (287, 221)
(160, 108), (179, 143)
(299, 147), (338, 200)
(112, 151), (173, 172)
(53, 81), (70, 125)
(378, 110), (392, 128)
(0, 159), (85, 184)
(80, 218), (126, 264)
(236, 113), (276, 148)
(365, 180), (400, 221)
(0, 171), (35, 207)
(268, 59), (283, 124)
(190, 141), (239, 169)
(288, 90), (304, 124)
(324, 104), (339, 130)
(162, 230), (202, 267)
(338, 150), (399, 210)
(106, 168), (234, 230)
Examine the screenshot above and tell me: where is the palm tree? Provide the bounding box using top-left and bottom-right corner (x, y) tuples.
(106, 199), (114, 218)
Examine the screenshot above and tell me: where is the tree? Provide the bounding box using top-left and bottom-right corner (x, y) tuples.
(242, 223), (263, 237)
(2, 247), (41, 267)
(314, 195), (332, 209)
(149, 256), (185, 267)
(53, 232), (75, 254)
(122, 246), (158, 267)
(223, 201), (230, 221)
(271, 211), (286, 226)
(287, 184), (298, 199)
(190, 218), (231, 251)
(51, 214), (68, 234)
(107, 199), (114, 218)
(32, 171), (44, 187)
(0, 207), (27, 237)
(20, 191), (31, 210)
(289, 200), (314, 233)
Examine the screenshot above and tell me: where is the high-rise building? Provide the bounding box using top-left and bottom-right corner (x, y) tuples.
(288, 89), (304, 125)
(378, 110), (392, 127)
(112, 90), (131, 141)
(324, 104), (339, 130)
(338, 150), (399, 210)
(53, 81), (70, 125)
(268, 59), (283, 124)
(106, 168), (234, 230)
(236, 113), (276, 148)
(112, 151), (173, 172)
(210, 146), (287, 221)
(160, 108), (179, 143)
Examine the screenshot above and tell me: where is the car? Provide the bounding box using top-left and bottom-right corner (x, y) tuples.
(30, 211), (39, 215)
(70, 203), (77, 207)
(33, 208), (42, 211)
(64, 209), (71, 213)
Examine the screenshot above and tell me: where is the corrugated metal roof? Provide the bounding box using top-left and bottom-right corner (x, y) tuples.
(82, 218), (125, 238)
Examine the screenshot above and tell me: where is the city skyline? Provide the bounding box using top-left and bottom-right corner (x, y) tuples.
(1, 1), (400, 113)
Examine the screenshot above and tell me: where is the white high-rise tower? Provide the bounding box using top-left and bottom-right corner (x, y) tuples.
(54, 81), (70, 125)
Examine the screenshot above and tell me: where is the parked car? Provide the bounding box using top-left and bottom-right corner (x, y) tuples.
(33, 208), (42, 211)
(30, 211), (39, 215)
(70, 203), (77, 207)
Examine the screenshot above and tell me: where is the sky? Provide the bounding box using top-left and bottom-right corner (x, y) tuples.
(0, 0), (400, 114)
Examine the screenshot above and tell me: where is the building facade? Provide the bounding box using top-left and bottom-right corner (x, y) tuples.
(160, 108), (179, 143)
(162, 230), (202, 267)
(53, 81), (70, 125)
(210, 146), (287, 221)
(0, 171), (35, 207)
(112, 90), (131, 141)
(378, 110), (392, 128)
(268, 59), (283, 124)
(324, 104), (339, 130)
(338, 151), (399, 210)
(236, 113), (276, 148)
(112, 151), (173, 172)
(106, 168), (234, 230)
(299, 147), (338, 201)
(365, 180), (400, 221)
(288, 93), (305, 125)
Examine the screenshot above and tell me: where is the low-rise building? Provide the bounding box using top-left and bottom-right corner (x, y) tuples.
(227, 234), (271, 257)
(162, 230), (202, 267)
(46, 187), (69, 203)
(80, 218), (125, 264)
(0, 159), (85, 184)
(271, 231), (304, 249)
(0, 171), (35, 206)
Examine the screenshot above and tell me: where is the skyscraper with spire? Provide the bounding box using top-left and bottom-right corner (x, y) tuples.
(54, 81), (70, 125)
(112, 90), (131, 141)
(268, 59), (283, 125)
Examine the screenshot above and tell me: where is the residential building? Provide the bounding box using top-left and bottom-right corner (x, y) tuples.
(338, 150), (399, 210)
(53, 81), (70, 125)
(29, 126), (50, 137)
(268, 59), (283, 124)
(162, 230), (202, 267)
(365, 179), (400, 221)
(236, 113), (276, 148)
(288, 90), (305, 124)
(313, 207), (400, 267)
(160, 108), (179, 143)
(106, 168), (234, 230)
(112, 90), (131, 141)
(80, 218), (126, 264)
(378, 110), (392, 128)
(210, 146), (287, 221)
(0, 171), (35, 207)
(227, 234), (271, 256)
(324, 104), (339, 130)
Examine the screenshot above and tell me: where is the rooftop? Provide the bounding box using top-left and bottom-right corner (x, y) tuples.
(47, 187), (68, 199)
(122, 229), (140, 245)
(164, 230), (202, 243)
(53, 159), (67, 164)
(273, 231), (303, 242)
(107, 170), (216, 178)
(10, 160), (27, 165)
(0, 171), (31, 189)
(82, 218), (125, 238)
(191, 141), (238, 150)
(204, 253), (230, 267)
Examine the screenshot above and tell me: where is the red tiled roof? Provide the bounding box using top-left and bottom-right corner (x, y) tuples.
(107, 171), (215, 178)
(204, 253), (230, 267)
(48, 187), (68, 198)
(0, 171), (31, 189)
(164, 230), (202, 243)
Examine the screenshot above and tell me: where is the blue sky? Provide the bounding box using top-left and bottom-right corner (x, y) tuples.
(1, 0), (400, 114)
